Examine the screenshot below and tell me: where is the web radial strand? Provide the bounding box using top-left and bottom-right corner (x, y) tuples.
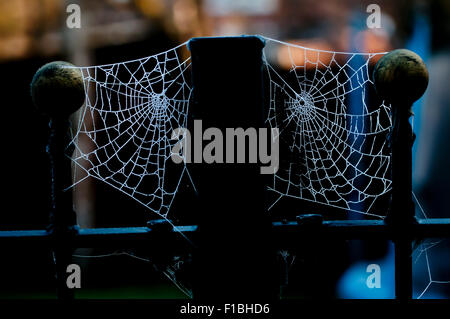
(263, 37), (392, 218)
(69, 43), (192, 219)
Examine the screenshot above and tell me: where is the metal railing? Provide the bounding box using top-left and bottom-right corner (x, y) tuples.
(1, 36), (449, 301)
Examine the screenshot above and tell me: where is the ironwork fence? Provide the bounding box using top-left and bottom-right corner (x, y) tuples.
(1, 36), (449, 301)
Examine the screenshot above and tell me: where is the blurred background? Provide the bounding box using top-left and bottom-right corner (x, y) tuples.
(0, 0), (449, 299)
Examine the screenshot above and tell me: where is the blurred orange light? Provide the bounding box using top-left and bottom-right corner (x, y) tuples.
(354, 29), (392, 65)
(135, 0), (165, 19)
(276, 38), (334, 70)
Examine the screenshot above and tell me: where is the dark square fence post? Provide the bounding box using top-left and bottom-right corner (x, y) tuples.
(188, 36), (278, 300)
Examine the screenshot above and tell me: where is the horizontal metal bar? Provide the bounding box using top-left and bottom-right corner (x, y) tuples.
(0, 229), (49, 241)
(272, 220), (388, 242)
(0, 226), (198, 249)
(415, 218), (450, 238)
(75, 226), (197, 248)
(0, 219), (449, 247)
(272, 218), (450, 248)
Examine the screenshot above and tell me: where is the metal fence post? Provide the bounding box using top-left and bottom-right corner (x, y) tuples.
(188, 36), (277, 300)
(31, 61), (85, 299)
(373, 49), (429, 300)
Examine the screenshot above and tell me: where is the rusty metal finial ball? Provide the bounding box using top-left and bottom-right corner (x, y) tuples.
(31, 61), (85, 118)
(373, 49), (429, 105)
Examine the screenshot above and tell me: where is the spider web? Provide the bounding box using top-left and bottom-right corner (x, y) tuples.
(262, 37), (392, 218)
(69, 42), (192, 219)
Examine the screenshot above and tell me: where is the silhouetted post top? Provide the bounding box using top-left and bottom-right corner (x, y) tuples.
(30, 61), (85, 118)
(373, 49), (429, 106)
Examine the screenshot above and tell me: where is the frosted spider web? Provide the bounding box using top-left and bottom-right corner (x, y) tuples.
(67, 43), (194, 298)
(70, 42), (192, 220)
(260, 37), (449, 298)
(262, 37), (392, 218)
